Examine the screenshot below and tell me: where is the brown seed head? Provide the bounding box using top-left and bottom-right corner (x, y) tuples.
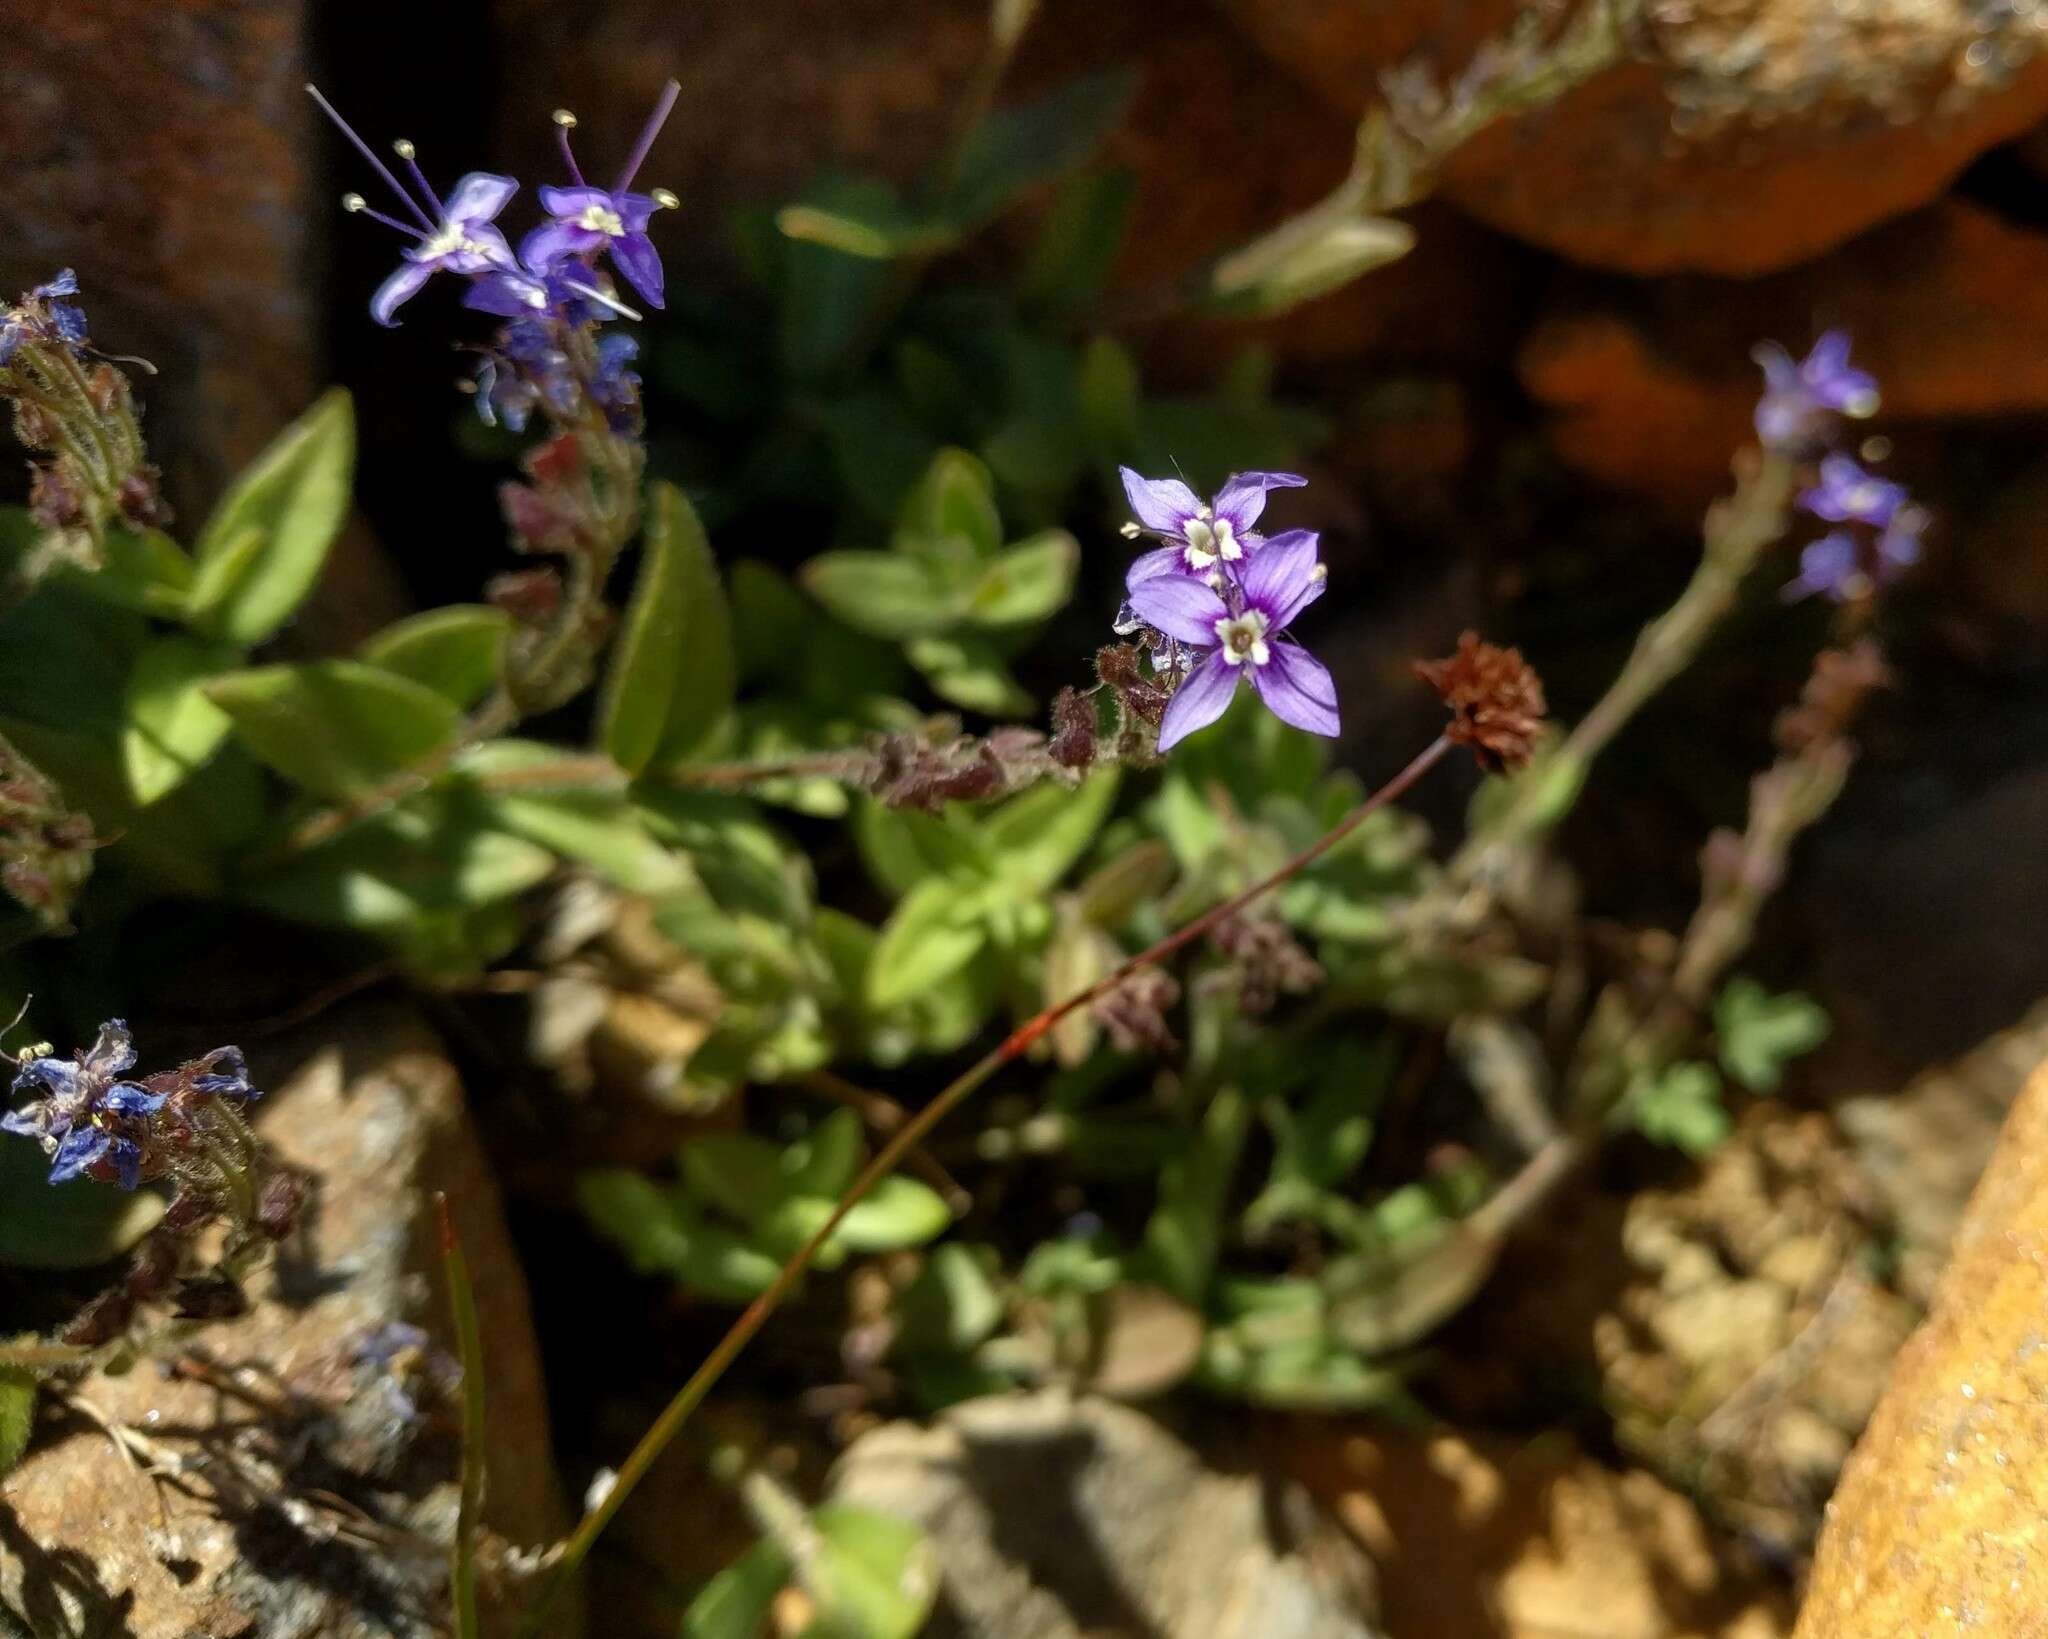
(1413, 632), (1547, 769)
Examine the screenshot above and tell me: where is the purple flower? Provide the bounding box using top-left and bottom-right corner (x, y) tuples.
(0, 270), (89, 366)
(1121, 467), (1308, 583)
(1799, 454), (1907, 527)
(1754, 331), (1879, 454)
(1125, 528), (1339, 750)
(522, 86), (681, 310)
(1784, 501), (1927, 602)
(3, 1019), (133, 1148)
(307, 87), (520, 327)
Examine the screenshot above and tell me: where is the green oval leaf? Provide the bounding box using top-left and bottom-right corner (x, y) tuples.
(207, 658), (461, 800)
(122, 634), (237, 806)
(802, 552), (963, 641)
(868, 879), (987, 1010)
(968, 532), (1078, 627)
(187, 388), (354, 645)
(682, 1540), (794, 1639)
(358, 604), (509, 708)
(832, 1174), (952, 1253)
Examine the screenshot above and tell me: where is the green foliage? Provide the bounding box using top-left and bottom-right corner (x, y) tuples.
(684, 1496), (938, 1639)
(1715, 977), (1829, 1093)
(358, 605), (509, 708)
(207, 661), (462, 801)
(0, 1136), (164, 1269)
(0, 1364), (33, 1477)
(1633, 1060), (1733, 1157)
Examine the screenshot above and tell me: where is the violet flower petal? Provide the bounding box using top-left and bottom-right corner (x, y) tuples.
(48, 1124), (109, 1184)
(1127, 573), (1228, 647)
(1156, 653), (1241, 751)
(1120, 468), (1201, 534)
(83, 1020), (136, 1080)
(1210, 470), (1306, 533)
(1238, 528), (1324, 629)
(1126, 544), (1190, 587)
(444, 172), (519, 225)
(371, 261), (437, 327)
(609, 233), (665, 308)
(1252, 641), (1341, 738)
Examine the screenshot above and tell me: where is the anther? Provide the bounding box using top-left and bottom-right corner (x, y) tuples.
(652, 188), (680, 209)
(392, 139), (416, 159)
(1119, 521), (1142, 539)
(341, 193), (367, 212)
(553, 109), (578, 128)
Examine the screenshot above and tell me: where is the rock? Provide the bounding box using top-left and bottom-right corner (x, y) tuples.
(1519, 201), (2048, 502)
(0, 3), (317, 511)
(1794, 1052), (2048, 1637)
(1286, 1424), (1793, 1638)
(0, 1000), (573, 1638)
(1214, 0), (2048, 275)
(828, 1389), (1384, 1639)
(1834, 998), (2048, 1305)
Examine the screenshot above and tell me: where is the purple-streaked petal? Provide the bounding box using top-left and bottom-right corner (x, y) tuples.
(1210, 470), (1306, 533)
(463, 269), (552, 318)
(538, 184), (614, 218)
(84, 1020), (135, 1079)
(370, 260), (436, 326)
(1120, 468), (1201, 534)
(1238, 528), (1324, 630)
(1156, 653), (1241, 752)
(1783, 532), (1859, 602)
(1252, 642), (1340, 738)
(48, 1124), (108, 1184)
(522, 220), (600, 271)
(35, 270), (79, 299)
(12, 1055), (78, 1099)
(1127, 573), (1228, 647)
(613, 192), (662, 233)
(1125, 544), (1191, 587)
(444, 172), (519, 226)
(608, 233), (665, 308)
(0, 1107), (44, 1138)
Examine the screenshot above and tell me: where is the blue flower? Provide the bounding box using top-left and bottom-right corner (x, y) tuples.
(1754, 332), (1879, 454)
(0, 270), (89, 366)
(522, 87), (681, 310)
(1799, 454), (1906, 527)
(307, 87), (520, 327)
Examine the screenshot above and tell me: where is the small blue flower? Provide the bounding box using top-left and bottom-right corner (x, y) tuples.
(307, 87), (521, 327)
(1126, 528), (1339, 749)
(1754, 331), (1879, 454)
(1799, 454), (1906, 527)
(0, 270), (89, 366)
(523, 87), (681, 310)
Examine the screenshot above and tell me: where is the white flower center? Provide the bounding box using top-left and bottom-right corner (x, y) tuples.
(421, 221), (484, 259)
(1214, 609), (1271, 667)
(1181, 507), (1241, 569)
(577, 204), (627, 237)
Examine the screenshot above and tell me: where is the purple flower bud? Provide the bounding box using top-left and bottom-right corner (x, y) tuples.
(1753, 331), (1878, 454)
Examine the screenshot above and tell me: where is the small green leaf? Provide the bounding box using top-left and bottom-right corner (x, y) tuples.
(802, 1503), (940, 1639)
(791, 1108), (864, 1201)
(683, 1540), (794, 1639)
(897, 449), (1002, 562)
(94, 525), (196, 617)
(853, 801), (988, 898)
(358, 605), (509, 708)
(868, 879), (987, 1010)
(599, 483), (735, 775)
(803, 552), (963, 641)
(967, 532), (1078, 627)
(904, 634), (1032, 716)
(1633, 1061), (1733, 1157)
(187, 388), (354, 645)
(1143, 1086), (1249, 1304)
(833, 1175), (952, 1252)
(122, 634), (237, 806)
(577, 1171), (781, 1303)
(0, 1364), (33, 1476)
(985, 769), (1119, 894)
(896, 1243), (1003, 1354)
(1715, 977), (1830, 1094)
(207, 659), (461, 800)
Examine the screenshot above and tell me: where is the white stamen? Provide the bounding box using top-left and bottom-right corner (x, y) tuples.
(392, 138), (416, 159)
(1309, 563), (1328, 584)
(652, 188), (680, 210)
(562, 278), (643, 321)
(1119, 521), (1142, 539)
(553, 109), (578, 129)
(576, 203), (627, 237)
(341, 193), (367, 212)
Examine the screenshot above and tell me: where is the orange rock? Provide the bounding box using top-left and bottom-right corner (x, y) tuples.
(1216, 0), (2048, 275)
(1519, 200), (2048, 501)
(1794, 1052), (2048, 1638)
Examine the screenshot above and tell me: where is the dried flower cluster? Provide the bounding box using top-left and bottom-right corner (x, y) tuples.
(1414, 631), (1548, 769)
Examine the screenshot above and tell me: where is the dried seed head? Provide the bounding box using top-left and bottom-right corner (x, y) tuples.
(1414, 632), (1547, 770)
(1049, 688), (1096, 769)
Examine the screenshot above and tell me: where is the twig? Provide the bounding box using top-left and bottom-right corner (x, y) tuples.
(438, 1195), (488, 1639)
(512, 733), (1455, 1634)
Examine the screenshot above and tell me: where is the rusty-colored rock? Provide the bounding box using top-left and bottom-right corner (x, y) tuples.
(1795, 1053), (2048, 1638)
(1519, 201), (2048, 502)
(1214, 0), (2048, 275)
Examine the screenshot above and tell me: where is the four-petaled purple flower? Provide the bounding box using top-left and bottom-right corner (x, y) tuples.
(1753, 331), (1879, 454)
(0, 270), (88, 366)
(1126, 527), (1339, 750)
(1121, 467), (1308, 583)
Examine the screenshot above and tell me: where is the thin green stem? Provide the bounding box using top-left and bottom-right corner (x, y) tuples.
(512, 732), (1452, 1634)
(439, 1196), (487, 1639)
